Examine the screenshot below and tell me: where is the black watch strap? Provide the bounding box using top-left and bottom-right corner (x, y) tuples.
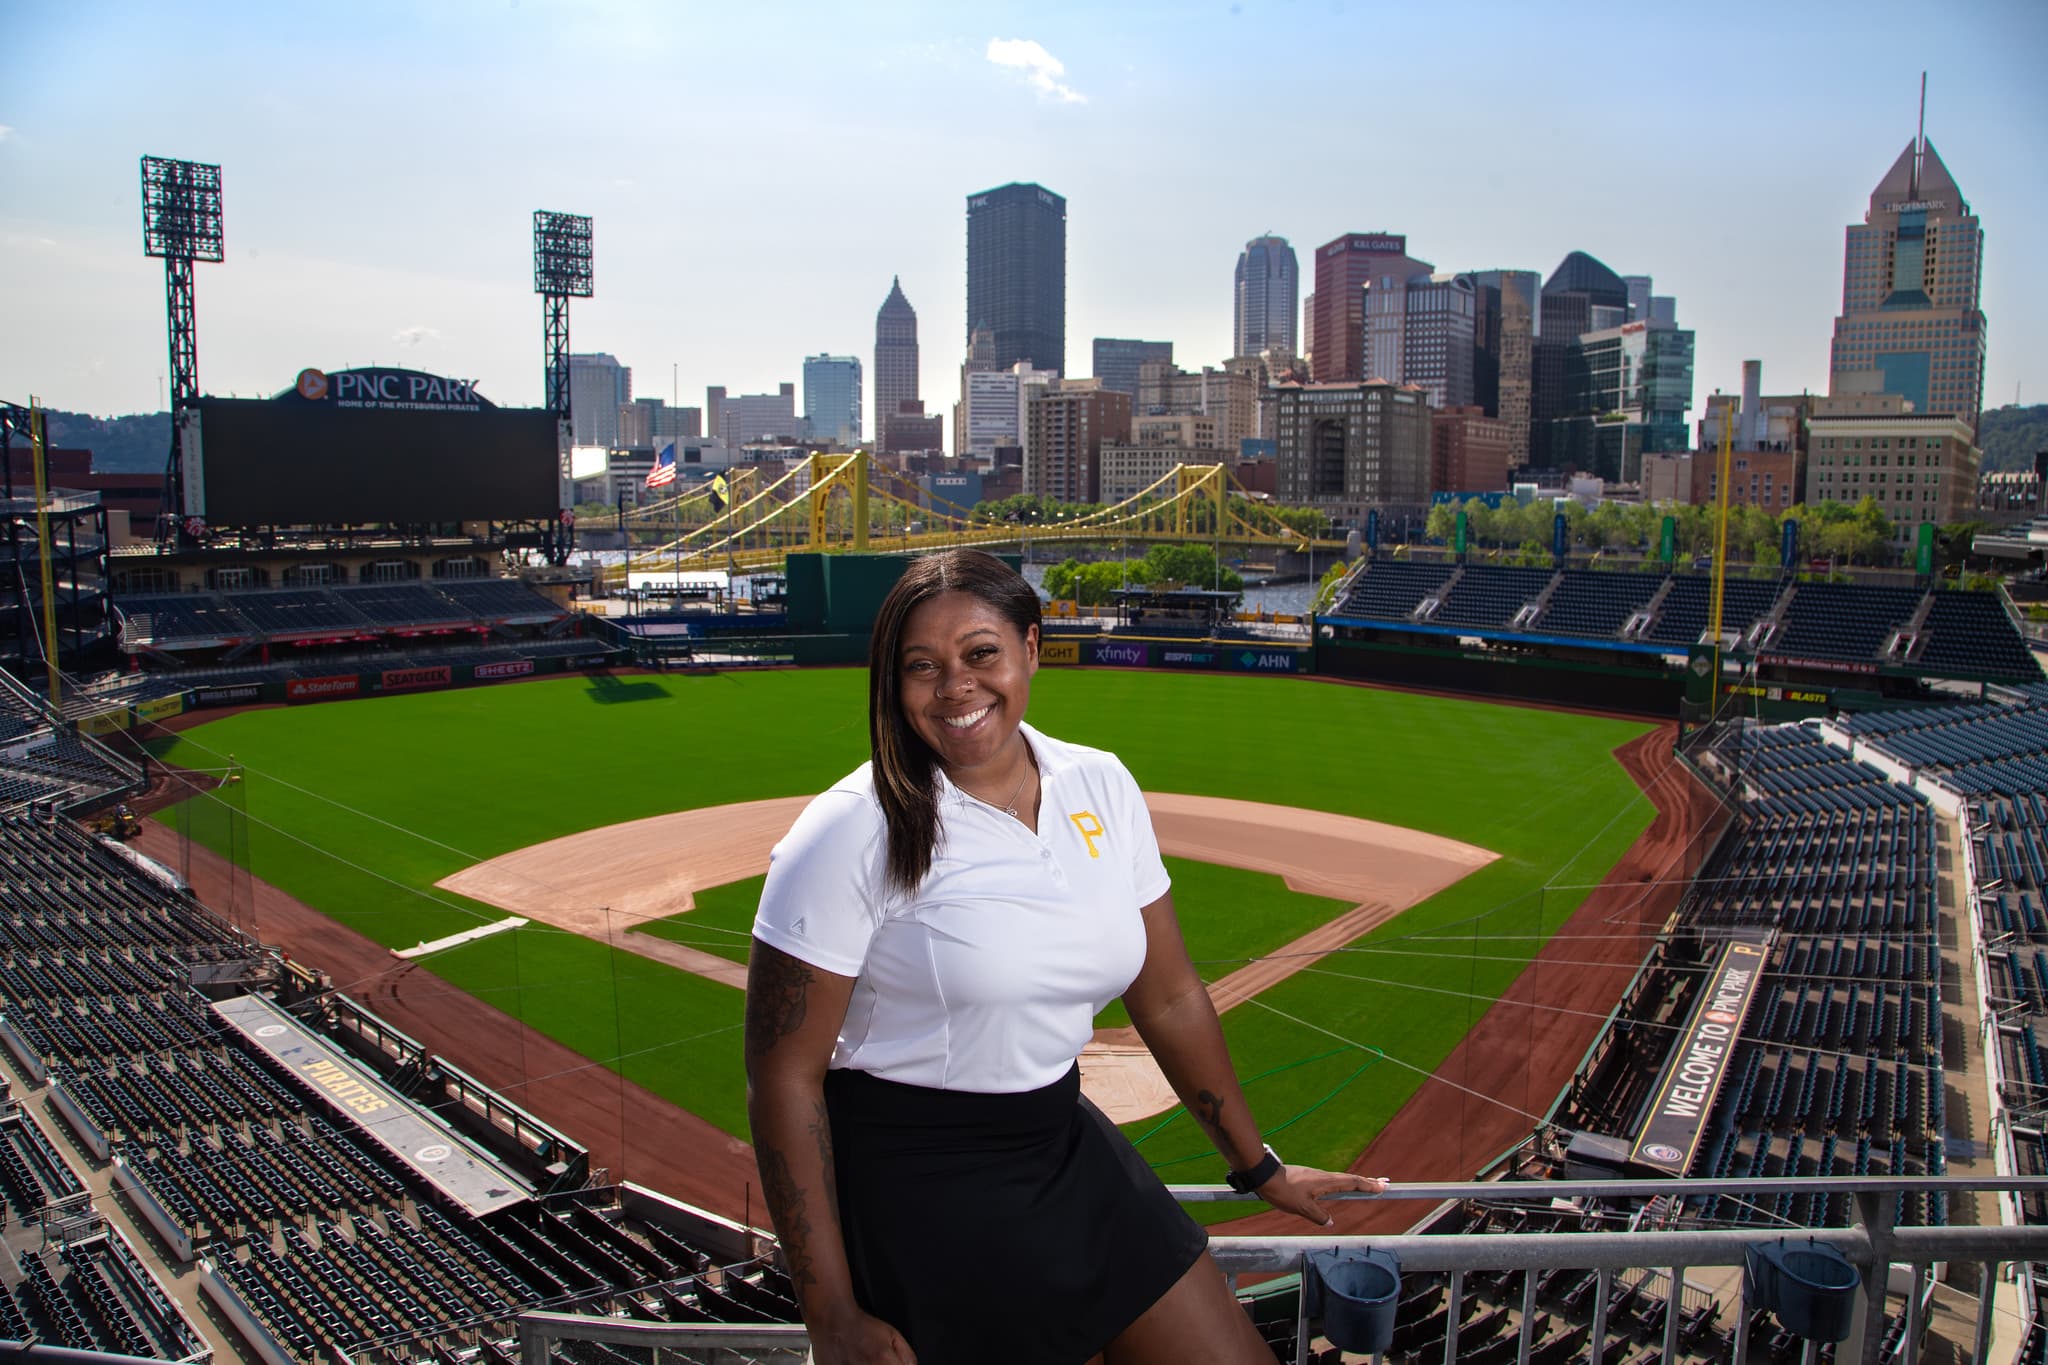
(1225, 1144), (1282, 1193)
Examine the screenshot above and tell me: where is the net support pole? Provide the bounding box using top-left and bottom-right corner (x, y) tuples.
(31, 400), (60, 706)
(1707, 415), (1734, 693)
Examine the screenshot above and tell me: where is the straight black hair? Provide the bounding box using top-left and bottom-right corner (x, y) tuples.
(868, 549), (1042, 892)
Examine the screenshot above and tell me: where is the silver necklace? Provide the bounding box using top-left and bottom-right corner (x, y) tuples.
(964, 764), (1033, 818)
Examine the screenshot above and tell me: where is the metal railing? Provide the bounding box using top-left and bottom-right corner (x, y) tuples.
(514, 1175), (2048, 1365)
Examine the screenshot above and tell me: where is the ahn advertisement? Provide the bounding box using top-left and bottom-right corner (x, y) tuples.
(1038, 638), (1081, 666)
(473, 659), (535, 681)
(286, 675), (361, 703)
(1082, 639), (1307, 674)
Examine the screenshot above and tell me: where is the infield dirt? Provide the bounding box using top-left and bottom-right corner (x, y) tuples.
(433, 792), (1496, 1122)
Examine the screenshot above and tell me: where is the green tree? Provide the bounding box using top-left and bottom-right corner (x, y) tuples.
(1075, 560), (1151, 605)
(1263, 502), (1332, 538)
(1045, 557), (1157, 606)
(971, 494), (1107, 526)
(1313, 558), (1354, 612)
(1041, 558), (1083, 601)
(1141, 543), (1243, 595)
(1425, 503), (1458, 543)
(1978, 403), (2048, 474)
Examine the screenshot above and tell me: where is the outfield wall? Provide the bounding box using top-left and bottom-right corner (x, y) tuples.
(1320, 637), (1684, 717)
(1038, 636), (1311, 674)
(177, 646), (632, 711)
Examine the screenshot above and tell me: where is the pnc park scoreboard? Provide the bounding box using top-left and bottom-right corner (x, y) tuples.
(178, 366), (560, 528)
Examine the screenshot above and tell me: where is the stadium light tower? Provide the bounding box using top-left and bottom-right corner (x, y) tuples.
(141, 156), (224, 542)
(534, 211), (591, 566)
(533, 211), (593, 420)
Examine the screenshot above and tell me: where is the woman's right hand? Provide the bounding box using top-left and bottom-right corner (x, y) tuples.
(806, 1304), (917, 1363)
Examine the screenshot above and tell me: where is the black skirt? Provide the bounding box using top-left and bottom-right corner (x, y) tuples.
(823, 1065), (1209, 1364)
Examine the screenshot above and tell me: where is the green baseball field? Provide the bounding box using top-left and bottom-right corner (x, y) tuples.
(148, 667), (1655, 1196)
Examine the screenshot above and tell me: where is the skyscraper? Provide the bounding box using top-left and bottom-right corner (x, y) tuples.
(1360, 269), (1473, 409)
(966, 183), (1066, 373)
(956, 327), (1003, 457)
(568, 353), (631, 448)
(713, 384), (801, 448)
(1828, 130), (1985, 431)
(1543, 306), (1696, 484)
(1024, 381), (1130, 503)
(874, 278), (919, 443)
(1531, 252), (1629, 466)
(1092, 338), (1173, 400)
(1234, 236), (1298, 357)
(1273, 380), (1431, 517)
(802, 355), (863, 446)
(1462, 269), (1540, 468)
(1623, 275), (1654, 325)
(1135, 363), (1257, 448)
(1309, 233), (1429, 383)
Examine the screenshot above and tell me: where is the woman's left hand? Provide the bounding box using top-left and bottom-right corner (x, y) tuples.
(1255, 1167), (1389, 1227)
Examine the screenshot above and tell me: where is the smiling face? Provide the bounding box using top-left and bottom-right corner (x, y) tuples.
(897, 589), (1040, 783)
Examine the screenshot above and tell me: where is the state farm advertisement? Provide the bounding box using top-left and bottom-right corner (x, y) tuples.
(286, 675), (360, 702)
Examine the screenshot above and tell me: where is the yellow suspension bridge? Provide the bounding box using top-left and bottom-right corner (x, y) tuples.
(609, 454), (1337, 587)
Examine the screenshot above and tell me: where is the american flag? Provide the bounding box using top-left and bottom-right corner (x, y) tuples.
(645, 442), (676, 489)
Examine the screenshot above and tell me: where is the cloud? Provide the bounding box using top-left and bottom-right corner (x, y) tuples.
(393, 326), (440, 348)
(985, 38), (1085, 104)
(0, 126), (14, 141)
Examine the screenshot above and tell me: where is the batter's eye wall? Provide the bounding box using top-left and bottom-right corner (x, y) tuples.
(192, 400), (562, 526)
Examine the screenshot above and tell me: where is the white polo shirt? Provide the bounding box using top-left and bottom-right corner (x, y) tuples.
(751, 723), (1172, 1093)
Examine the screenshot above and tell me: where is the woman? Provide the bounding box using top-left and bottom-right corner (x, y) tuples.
(746, 549), (1381, 1364)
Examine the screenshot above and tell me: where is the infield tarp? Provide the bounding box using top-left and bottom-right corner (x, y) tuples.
(1630, 929), (1773, 1174)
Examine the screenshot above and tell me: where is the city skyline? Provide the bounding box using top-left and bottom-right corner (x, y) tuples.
(1, 1), (2042, 428)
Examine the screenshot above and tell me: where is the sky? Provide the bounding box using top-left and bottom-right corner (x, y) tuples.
(3, 0), (2045, 432)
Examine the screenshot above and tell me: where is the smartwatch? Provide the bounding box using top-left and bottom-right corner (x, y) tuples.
(1225, 1144), (1283, 1194)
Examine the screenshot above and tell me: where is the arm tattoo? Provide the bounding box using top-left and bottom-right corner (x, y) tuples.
(1193, 1088), (1229, 1148)
(757, 1097), (837, 1300)
(745, 943), (814, 1062)
(756, 1139), (818, 1296)
(809, 1095), (837, 1196)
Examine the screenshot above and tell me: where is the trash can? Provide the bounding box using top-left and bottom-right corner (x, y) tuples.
(1305, 1247), (1402, 1354)
(1744, 1237), (1860, 1342)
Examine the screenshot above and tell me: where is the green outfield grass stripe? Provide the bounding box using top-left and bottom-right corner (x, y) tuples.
(1143, 1050), (1386, 1170)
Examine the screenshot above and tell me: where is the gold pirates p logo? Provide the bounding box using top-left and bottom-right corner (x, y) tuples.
(1070, 811), (1104, 858)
